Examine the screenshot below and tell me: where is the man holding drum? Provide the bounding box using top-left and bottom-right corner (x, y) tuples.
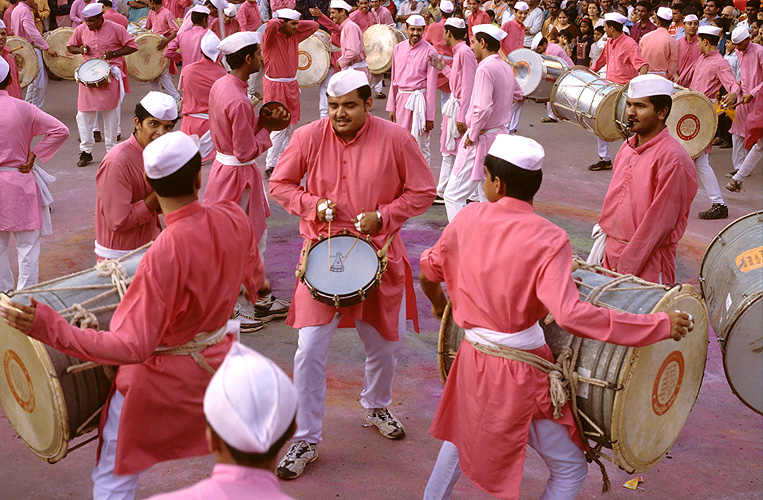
(0, 20), (22, 98)
(269, 70), (435, 480)
(145, 0), (181, 103)
(10, 0), (56, 108)
(368, 0), (394, 98)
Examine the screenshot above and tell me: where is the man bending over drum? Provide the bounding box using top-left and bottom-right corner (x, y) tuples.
(1, 131), (265, 500)
(269, 70), (436, 480)
(418, 134), (694, 500)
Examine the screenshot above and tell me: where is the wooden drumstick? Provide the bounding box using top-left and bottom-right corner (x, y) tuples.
(9, 45), (24, 53)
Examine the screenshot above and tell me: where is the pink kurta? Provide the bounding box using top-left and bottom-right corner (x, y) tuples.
(163, 0), (185, 18)
(500, 19), (524, 55)
(545, 42), (573, 66)
(203, 73), (273, 242)
(146, 5), (177, 36)
(591, 32), (647, 84)
(270, 0), (295, 9)
(262, 18), (319, 124)
(638, 27), (678, 79)
(68, 20), (137, 111)
(94, 134), (161, 252)
(439, 41), (476, 154)
(269, 115), (436, 340)
(349, 8), (373, 32)
(69, 0), (91, 28)
(385, 39), (438, 130)
(599, 128), (698, 284)
(0, 47), (23, 99)
(10, 2), (49, 49)
(423, 19), (453, 92)
(337, 18), (367, 76)
(466, 8), (490, 38)
(179, 57), (227, 159)
(421, 196), (671, 500)
(24, 200), (264, 475)
(146, 465), (296, 500)
(676, 50), (740, 98)
(223, 17), (241, 36)
(164, 24), (206, 64)
(371, 6), (393, 25)
(0, 91), (68, 231)
(729, 42), (762, 137)
(676, 34), (700, 76)
(3, 4), (15, 34)
(237, 0), (262, 31)
(103, 8), (129, 28)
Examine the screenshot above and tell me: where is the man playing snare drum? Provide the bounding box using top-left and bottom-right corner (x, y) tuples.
(269, 69), (435, 480)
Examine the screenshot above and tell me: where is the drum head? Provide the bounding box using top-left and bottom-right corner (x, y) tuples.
(297, 35), (330, 88)
(592, 87), (622, 142)
(259, 101), (290, 131)
(125, 32), (169, 82)
(723, 295), (763, 414)
(42, 28), (82, 80)
(76, 59), (111, 85)
(6, 36), (39, 88)
(667, 89), (717, 158)
(304, 235), (381, 298)
(364, 24), (405, 74)
(508, 49), (543, 98)
(437, 302), (463, 385)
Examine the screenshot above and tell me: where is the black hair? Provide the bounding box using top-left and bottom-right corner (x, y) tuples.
(648, 94), (673, 118)
(484, 155), (542, 202)
(605, 19), (624, 30)
(444, 24), (468, 39)
(698, 33), (721, 45)
(672, 2), (685, 11)
(100, 0), (113, 7)
(559, 28), (573, 40)
(442, 8), (453, 18)
(225, 44), (259, 69)
(594, 25), (605, 33)
(636, 0), (652, 10)
(747, 0), (761, 8)
(356, 84), (372, 101)
(150, 0), (163, 4)
(147, 152), (202, 197)
(536, 35), (549, 47)
(209, 419), (297, 465)
(0, 71), (11, 90)
(191, 11), (209, 24)
(134, 102), (180, 124)
(713, 16), (731, 31)
(475, 32), (501, 51)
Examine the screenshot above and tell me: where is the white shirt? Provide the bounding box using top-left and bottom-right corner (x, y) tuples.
(523, 7), (543, 47)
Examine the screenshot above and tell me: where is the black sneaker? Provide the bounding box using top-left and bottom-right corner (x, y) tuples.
(375, 92), (387, 99)
(698, 204), (729, 220)
(265, 167), (274, 178)
(93, 131), (102, 143)
(587, 159), (612, 171)
(77, 151), (93, 167)
(254, 294), (289, 322)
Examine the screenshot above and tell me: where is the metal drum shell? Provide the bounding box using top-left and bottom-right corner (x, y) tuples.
(42, 28), (83, 80)
(5, 36), (39, 88)
(507, 48), (569, 101)
(296, 33), (331, 88)
(363, 24), (407, 74)
(699, 211), (763, 414)
(125, 32), (170, 82)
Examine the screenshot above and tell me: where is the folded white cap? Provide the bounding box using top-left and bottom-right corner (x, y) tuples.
(514, 1), (529, 11)
(223, 4), (238, 16)
(604, 12), (627, 24)
(488, 134), (544, 171)
(627, 74), (673, 98)
(444, 17), (466, 29)
(143, 131), (199, 179)
(276, 8), (301, 20)
(440, 0), (454, 13)
(0, 20), (6, 29)
(209, 0), (228, 11)
(623, 25), (630, 34)
(683, 14), (698, 22)
(656, 6), (672, 20)
(200, 29), (221, 60)
(140, 91), (178, 121)
(217, 31), (262, 54)
(697, 25), (722, 37)
(82, 2), (103, 17)
(191, 4), (210, 14)
(731, 25), (749, 43)
(0, 57), (9, 82)
(531, 31), (544, 50)
(330, 0), (352, 11)
(204, 342), (298, 454)
(407, 14), (426, 26)
(473, 23), (507, 41)
(327, 68), (369, 97)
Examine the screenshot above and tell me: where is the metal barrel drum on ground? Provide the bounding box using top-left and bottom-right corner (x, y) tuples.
(699, 211), (763, 414)
(296, 31), (332, 88)
(125, 32), (169, 83)
(5, 36), (39, 88)
(0, 249), (146, 464)
(363, 24), (407, 74)
(42, 28), (82, 80)
(507, 48), (569, 101)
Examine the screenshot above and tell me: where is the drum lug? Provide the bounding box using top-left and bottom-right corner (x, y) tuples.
(358, 289), (365, 302)
(342, 229), (349, 235)
(718, 235), (726, 246)
(365, 235), (372, 242)
(333, 294), (340, 308)
(318, 234), (325, 241)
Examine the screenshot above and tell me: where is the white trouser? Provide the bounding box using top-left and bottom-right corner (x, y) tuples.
(150, 67), (181, 102)
(694, 152), (725, 205)
(318, 68), (336, 118)
(91, 390), (141, 500)
(444, 145), (487, 222)
(292, 293), (407, 444)
(369, 73), (384, 94)
(25, 48), (47, 108)
(440, 91), (451, 111)
(237, 186), (268, 262)
(0, 230), (40, 291)
(423, 420), (587, 500)
(546, 102), (556, 120)
(266, 124), (294, 171)
(596, 137), (611, 161)
(95, 99), (123, 136)
(508, 99), (523, 133)
(731, 134), (747, 170)
(247, 69), (263, 97)
(416, 131), (431, 166)
(437, 153), (455, 197)
(733, 141), (763, 182)
(77, 109), (119, 153)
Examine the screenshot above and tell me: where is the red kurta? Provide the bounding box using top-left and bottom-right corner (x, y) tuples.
(164, 25), (207, 64)
(466, 8), (490, 39)
(676, 34), (700, 76)
(591, 32), (647, 85)
(0, 46), (23, 99)
(423, 19), (453, 93)
(179, 57), (228, 147)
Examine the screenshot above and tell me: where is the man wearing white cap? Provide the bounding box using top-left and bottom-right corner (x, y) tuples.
(638, 6), (679, 78)
(630, 0), (656, 43)
(589, 12), (648, 171)
(270, 69), (435, 480)
(261, 8), (319, 177)
(386, 15), (438, 166)
(164, 5), (211, 66)
(423, 0), (455, 107)
(677, 14), (701, 75)
(419, 133), (693, 500)
(93, 91), (177, 263)
(429, 16), (477, 204)
(68, 3), (138, 167)
(499, 0), (527, 55)
(595, 74), (697, 283)
(10, 0), (56, 107)
(0, 19), (22, 99)
(466, 0), (490, 39)
(145, 343), (298, 500)
(349, 0), (373, 31)
(1, 131), (265, 500)
(0, 57), (68, 292)
(676, 25), (739, 219)
(443, 23), (518, 220)
(144, 0), (182, 103)
(313, 1), (368, 78)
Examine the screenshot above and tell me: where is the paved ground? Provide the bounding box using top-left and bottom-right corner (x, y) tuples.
(0, 74), (761, 500)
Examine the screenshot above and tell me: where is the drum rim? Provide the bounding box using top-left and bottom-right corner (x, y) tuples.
(437, 302), (454, 386)
(297, 36), (330, 89)
(126, 32), (170, 83)
(302, 234), (382, 301)
(6, 36), (40, 87)
(721, 293), (763, 415)
(75, 58), (111, 86)
(42, 27), (80, 80)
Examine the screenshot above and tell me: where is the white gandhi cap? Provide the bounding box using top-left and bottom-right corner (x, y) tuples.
(514, 1), (529, 11)
(440, 0), (454, 13)
(604, 12), (627, 24)
(82, 2), (103, 17)
(473, 23), (507, 41)
(200, 30), (221, 60)
(223, 4), (238, 16)
(0, 57), (9, 82)
(627, 74), (673, 98)
(531, 31), (544, 50)
(697, 25), (722, 37)
(209, 0), (228, 11)
(190, 4), (210, 14)
(407, 14), (426, 26)
(0, 20), (6, 29)
(327, 69), (369, 97)
(488, 135), (544, 171)
(276, 8), (301, 20)
(204, 342), (298, 454)
(217, 31), (262, 54)
(140, 91), (178, 121)
(731, 25), (750, 43)
(683, 14), (698, 22)
(444, 17), (466, 29)
(656, 6), (672, 21)
(143, 131), (200, 179)
(330, 0), (352, 11)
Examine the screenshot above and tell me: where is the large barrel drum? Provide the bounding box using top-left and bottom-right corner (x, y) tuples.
(363, 24), (407, 74)
(507, 48), (569, 101)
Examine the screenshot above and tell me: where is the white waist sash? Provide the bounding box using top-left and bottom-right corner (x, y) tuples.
(265, 74), (297, 82)
(215, 152), (257, 166)
(94, 241), (134, 260)
(187, 112), (209, 119)
(441, 55), (453, 61)
(441, 96), (461, 150)
(586, 223), (606, 265)
(352, 60), (368, 69)
(401, 88), (426, 136)
(465, 322), (545, 351)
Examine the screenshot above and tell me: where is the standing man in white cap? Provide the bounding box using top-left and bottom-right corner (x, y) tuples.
(588, 12), (648, 171)
(429, 16), (477, 205)
(145, 0), (182, 103)
(311, 0), (368, 79)
(0, 19), (22, 99)
(368, 0), (395, 98)
(387, 15), (438, 167)
(0, 131), (265, 500)
(499, 0), (527, 55)
(418, 133), (693, 500)
(595, 74), (697, 284)
(164, 5), (211, 66)
(639, 6), (679, 79)
(0, 56), (68, 293)
(10, 0), (55, 108)
(465, 0), (490, 39)
(423, 0), (455, 108)
(262, 8), (319, 177)
(349, 0), (373, 31)
(145, 343), (298, 500)
(270, 69), (435, 480)
(238, 0), (263, 32)
(93, 91), (177, 263)
(677, 14), (701, 76)
(443, 23), (518, 221)
(531, 32), (572, 124)
(676, 25), (738, 219)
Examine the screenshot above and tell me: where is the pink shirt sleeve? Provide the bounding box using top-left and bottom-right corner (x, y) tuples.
(30, 108), (69, 162)
(96, 159), (156, 235)
(467, 64), (494, 141)
(425, 45), (438, 122)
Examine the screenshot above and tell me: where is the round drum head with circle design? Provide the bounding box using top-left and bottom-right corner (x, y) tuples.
(125, 33), (169, 82)
(297, 35), (330, 88)
(304, 235), (380, 298)
(6, 36), (39, 88)
(43, 28), (82, 80)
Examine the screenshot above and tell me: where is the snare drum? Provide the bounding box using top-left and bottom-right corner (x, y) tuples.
(127, 22), (147, 37)
(364, 24), (407, 74)
(700, 212), (763, 414)
(550, 67), (623, 142)
(507, 48), (569, 101)
(43, 28), (82, 80)
(125, 32), (170, 82)
(297, 33), (332, 88)
(75, 59), (111, 88)
(5, 36), (39, 88)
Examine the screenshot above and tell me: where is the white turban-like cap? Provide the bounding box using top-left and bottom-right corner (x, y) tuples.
(0, 57), (9, 82)
(190, 4), (210, 14)
(223, 4), (238, 16)
(143, 131), (199, 179)
(82, 2), (104, 17)
(407, 14), (426, 26)
(444, 17), (466, 29)
(656, 6), (672, 20)
(604, 12), (627, 24)
(440, 0), (454, 13)
(473, 23), (507, 41)
(140, 91), (178, 121)
(217, 31), (262, 54)
(276, 8), (301, 19)
(209, 0), (228, 11)
(327, 69), (369, 97)
(683, 14), (698, 22)
(330, 0), (352, 11)
(0, 20), (6, 29)
(514, 1), (529, 11)
(204, 342), (298, 454)
(531, 31), (544, 50)
(200, 30), (221, 60)
(627, 74), (673, 98)
(731, 25), (750, 43)
(697, 25), (722, 37)
(488, 134), (544, 171)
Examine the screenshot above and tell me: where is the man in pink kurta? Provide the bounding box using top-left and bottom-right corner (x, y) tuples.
(1, 131), (264, 500)
(465, 0), (490, 39)
(349, 0), (372, 32)
(69, 0), (93, 27)
(102, 1), (129, 27)
(422, 1), (454, 99)
(0, 21), (22, 99)
(145, 0), (181, 101)
(638, 8), (678, 79)
(269, 70), (435, 480)
(367, 0), (394, 97)
(11, 0), (51, 107)
(728, 26), (763, 177)
(0, 60), (68, 292)
(499, 1), (526, 56)
(315, 2), (367, 77)
(3, 2), (15, 33)
(676, 15), (700, 75)
(163, 11), (208, 64)
(237, 0), (261, 30)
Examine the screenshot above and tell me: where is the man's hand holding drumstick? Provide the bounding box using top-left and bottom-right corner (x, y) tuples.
(316, 198), (336, 222)
(667, 310), (694, 341)
(0, 294), (37, 333)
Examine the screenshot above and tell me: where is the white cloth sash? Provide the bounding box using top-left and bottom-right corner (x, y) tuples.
(215, 152), (257, 166)
(153, 320), (240, 354)
(94, 241), (133, 260)
(351, 60), (368, 69)
(0, 164), (56, 236)
(441, 55), (454, 61)
(587, 223), (607, 265)
(187, 112), (209, 119)
(110, 65), (125, 103)
(401, 88), (426, 136)
(465, 322), (546, 351)
(441, 96), (461, 150)
(264, 75), (297, 82)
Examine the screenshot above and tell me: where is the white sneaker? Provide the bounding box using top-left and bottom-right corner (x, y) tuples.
(276, 440), (317, 480)
(365, 407), (405, 440)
